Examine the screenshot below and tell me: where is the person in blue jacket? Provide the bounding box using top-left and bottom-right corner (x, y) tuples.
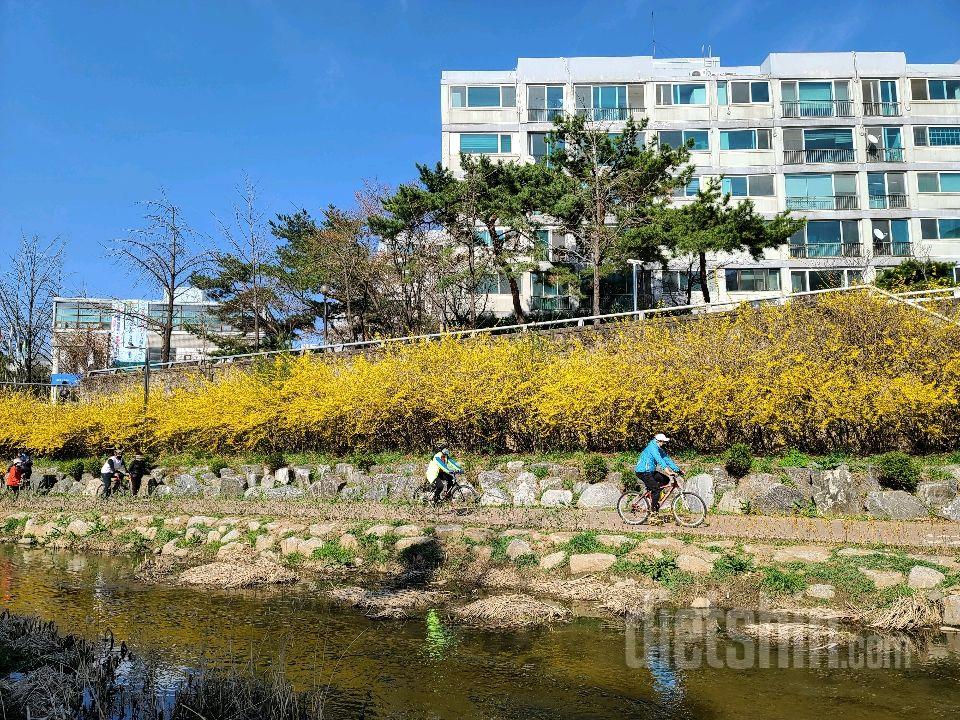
(634, 433), (681, 512)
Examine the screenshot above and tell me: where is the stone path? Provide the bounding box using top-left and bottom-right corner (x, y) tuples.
(7, 496), (960, 551)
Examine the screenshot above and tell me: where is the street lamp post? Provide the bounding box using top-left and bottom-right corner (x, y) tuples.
(320, 284), (329, 346)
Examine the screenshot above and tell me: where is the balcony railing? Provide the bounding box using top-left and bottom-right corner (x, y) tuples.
(786, 195), (859, 211)
(866, 146), (904, 163)
(784, 148), (856, 164)
(789, 242), (862, 259)
(781, 100), (854, 118)
(574, 107), (644, 122)
(530, 296), (575, 312)
(527, 107), (565, 122)
(873, 241), (912, 257)
(863, 101), (901, 116)
(869, 194), (908, 209)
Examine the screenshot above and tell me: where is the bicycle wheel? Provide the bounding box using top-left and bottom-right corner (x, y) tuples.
(672, 492), (706, 528)
(617, 492), (651, 525)
(449, 484), (478, 507)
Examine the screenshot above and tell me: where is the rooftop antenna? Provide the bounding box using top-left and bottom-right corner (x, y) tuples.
(651, 10), (656, 58)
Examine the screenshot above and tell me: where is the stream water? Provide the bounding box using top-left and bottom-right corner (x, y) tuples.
(1, 545), (959, 719)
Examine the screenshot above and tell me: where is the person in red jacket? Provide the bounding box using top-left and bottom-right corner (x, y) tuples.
(5, 458), (24, 497)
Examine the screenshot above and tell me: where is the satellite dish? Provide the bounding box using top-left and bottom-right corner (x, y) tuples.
(873, 228), (886, 240)
(867, 134), (880, 145)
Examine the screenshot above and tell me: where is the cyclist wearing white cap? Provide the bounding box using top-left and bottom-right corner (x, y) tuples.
(426, 448), (464, 505)
(634, 433), (681, 512)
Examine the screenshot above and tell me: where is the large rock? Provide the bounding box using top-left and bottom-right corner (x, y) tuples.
(539, 551), (567, 570)
(942, 593), (960, 627)
(507, 472), (539, 506)
(362, 475), (390, 502)
(916, 480), (958, 508)
(735, 474), (781, 502)
(540, 489), (573, 507)
(245, 486), (305, 500)
(506, 538), (533, 560)
(866, 491), (926, 520)
(395, 536), (431, 553)
(708, 466), (736, 498)
(174, 474), (202, 494)
(806, 584), (836, 600)
(292, 467), (312, 487)
(772, 545), (831, 563)
(206, 476), (244, 499)
(908, 565), (945, 590)
(751, 484), (806, 515)
(576, 482), (621, 509)
(568, 553), (617, 574)
(50, 478), (75, 495)
(716, 491), (743, 514)
(477, 470), (506, 492)
(937, 497), (960, 522)
(387, 474), (423, 500)
(676, 554), (712, 574)
(810, 465), (857, 513)
(479, 488), (509, 506)
(860, 568), (905, 589)
(683, 473), (715, 508)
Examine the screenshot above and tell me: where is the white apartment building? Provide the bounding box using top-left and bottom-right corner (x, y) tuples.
(440, 52), (960, 311)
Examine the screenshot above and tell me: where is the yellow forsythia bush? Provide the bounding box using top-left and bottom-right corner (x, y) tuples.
(1, 293), (959, 457)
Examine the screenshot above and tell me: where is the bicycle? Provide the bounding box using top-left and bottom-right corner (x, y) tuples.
(617, 473), (706, 527)
(424, 471), (478, 510)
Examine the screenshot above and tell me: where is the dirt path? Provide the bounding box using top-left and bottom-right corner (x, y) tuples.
(5, 496), (960, 550)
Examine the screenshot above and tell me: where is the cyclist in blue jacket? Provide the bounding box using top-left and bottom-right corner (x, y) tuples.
(634, 433), (681, 512)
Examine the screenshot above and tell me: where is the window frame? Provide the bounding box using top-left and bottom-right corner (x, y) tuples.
(724, 268), (782, 293)
(718, 80), (770, 105)
(921, 219), (960, 240)
(459, 133), (513, 155)
(658, 129), (710, 151)
(914, 126), (960, 147)
(719, 128), (772, 151)
(450, 85), (517, 109)
(655, 82), (708, 106)
(912, 78), (960, 101)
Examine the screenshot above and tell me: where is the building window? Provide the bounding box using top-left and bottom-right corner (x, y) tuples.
(785, 173), (858, 210)
(661, 271), (702, 293)
(572, 84), (643, 121)
(459, 133), (512, 154)
(910, 79), (960, 101)
(871, 219), (911, 256)
(719, 129), (771, 150)
(913, 126), (960, 147)
(450, 85), (516, 108)
(790, 268), (861, 292)
(656, 83), (707, 106)
(526, 85), (564, 121)
(722, 175), (775, 197)
(862, 80), (900, 115)
(672, 178), (700, 197)
(920, 219), (960, 240)
(658, 129), (709, 151)
(717, 80), (769, 105)
(53, 301), (114, 330)
(918, 172), (960, 193)
(724, 268), (781, 292)
(781, 80), (851, 117)
(789, 220), (860, 258)
(478, 272), (512, 295)
(530, 271), (573, 311)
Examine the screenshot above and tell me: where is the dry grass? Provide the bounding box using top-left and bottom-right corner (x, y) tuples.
(327, 586), (450, 619)
(862, 595), (943, 631)
(179, 561), (298, 589)
(739, 622), (855, 649)
(453, 593), (571, 629)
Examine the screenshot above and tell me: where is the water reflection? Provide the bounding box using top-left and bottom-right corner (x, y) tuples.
(1, 545), (959, 720)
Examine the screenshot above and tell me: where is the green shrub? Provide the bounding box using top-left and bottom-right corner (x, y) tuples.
(711, 553), (754, 579)
(725, 444), (753, 479)
(565, 530), (602, 554)
(263, 452), (286, 472)
(817, 452), (848, 470)
(514, 553), (537, 569)
(349, 450), (377, 472)
(531, 464), (549, 480)
(208, 457), (230, 477)
(82, 457), (101, 476)
(760, 567), (806, 595)
(65, 460), (84, 482)
(778, 449), (810, 468)
(874, 451), (919, 492)
(581, 455), (607, 484)
(311, 542), (354, 565)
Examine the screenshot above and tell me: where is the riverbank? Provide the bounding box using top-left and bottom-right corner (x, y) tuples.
(3, 497), (960, 633)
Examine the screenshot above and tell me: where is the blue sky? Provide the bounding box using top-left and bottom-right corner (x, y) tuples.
(2, 0), (958, 298)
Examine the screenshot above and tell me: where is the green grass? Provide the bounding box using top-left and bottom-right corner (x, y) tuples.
(612, 553), (694, 590)
(514, 553), (538, 569)
(565, 531), (602, 554)
(154, 527), (178, 545)
(311, 542), (354, 565)
(490, 536), (511, 563)
(759, 567), (807, 595)
(2, 516), (28, 534)
(281, 552), (305, 568)
(711, 553), (754, 579)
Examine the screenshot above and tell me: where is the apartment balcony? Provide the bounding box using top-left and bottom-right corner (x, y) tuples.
(781, 100), (854, 118)
(873, 241), (912, 257)
(786, 195), (859, 211)
(865, 146), (905, 163)
(527, 107), (565, 123)
(863, 101), (901, 117)
(868, 194), (909, 209)
(784, 148), (856, 164)
(574, 107), (644, 122)
(789, 242), (862, 259)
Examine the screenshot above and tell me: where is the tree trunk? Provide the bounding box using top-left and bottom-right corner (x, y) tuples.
(507, 273), (525, 323)
(592, 227), (601, 322)
(698, 252), (711, 304)
(163, 285), (175, 363)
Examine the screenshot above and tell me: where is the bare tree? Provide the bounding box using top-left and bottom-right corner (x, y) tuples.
(110, 192), (210, 362)
(54, 329), (110, 375)
(0, 234), (64, 383)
